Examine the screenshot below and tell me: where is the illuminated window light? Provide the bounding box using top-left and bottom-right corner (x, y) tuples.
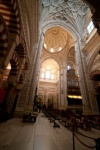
(6, 63), (11, 70)
(51, 74), (54, 79)
(44, 43), (47, 48)
(87, 21), (94, 34)
(67, 65), (71, 70)
(59, 47), (62, 51)
(47, 67), (50, 69)
(42, 69), (45, 71)
(50, 48), (54, 52)
(46, 70), (50, 79)
(41, 73), (45, 78)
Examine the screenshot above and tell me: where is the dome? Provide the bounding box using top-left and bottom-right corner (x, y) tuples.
(43, 27), (73, 53)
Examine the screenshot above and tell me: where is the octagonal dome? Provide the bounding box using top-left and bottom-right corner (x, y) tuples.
(43, 27), (73, 53)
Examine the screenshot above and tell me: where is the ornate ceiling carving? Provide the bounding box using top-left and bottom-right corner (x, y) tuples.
(41, 0), (90, 36)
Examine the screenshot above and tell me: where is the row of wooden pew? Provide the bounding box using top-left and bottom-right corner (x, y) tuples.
(43, 109), (100, 131)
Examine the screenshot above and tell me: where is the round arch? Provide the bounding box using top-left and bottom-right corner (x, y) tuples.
(40, 56), (61, 69)
(88, 45), (100, 73)
(0, 17), (9, 59)
(41, 20), (80, 42)
(40, 58), (60, 81)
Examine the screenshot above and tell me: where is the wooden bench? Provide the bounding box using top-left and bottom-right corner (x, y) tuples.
(53, 121), (60, 128)
(23, 113), (37, 123)
(49, 117), (60, 128)
(59, 117), (68, 127)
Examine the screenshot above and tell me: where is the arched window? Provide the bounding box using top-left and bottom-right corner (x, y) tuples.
(40, 59), (59, 81)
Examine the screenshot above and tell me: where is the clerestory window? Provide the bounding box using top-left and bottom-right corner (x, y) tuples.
(87, 21), (94, 34)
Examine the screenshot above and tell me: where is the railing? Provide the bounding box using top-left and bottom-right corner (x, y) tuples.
(43, 109), (100, 150)
(72, 125), (100, 150)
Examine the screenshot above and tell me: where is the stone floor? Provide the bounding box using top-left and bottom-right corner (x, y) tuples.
(0, 113), (100, 150)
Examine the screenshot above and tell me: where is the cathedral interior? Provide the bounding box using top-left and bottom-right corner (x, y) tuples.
(0, 0), (100, 150)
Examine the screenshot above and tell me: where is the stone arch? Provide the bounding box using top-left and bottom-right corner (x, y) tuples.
(17, 37), (27, 58)
(39, 21), (80, 66)
(88, 46), (100, 73)
(40, 56), (61, 69)
(47, 94), (55, 109)
(38, 95), (43, 101)
(15, 43), (26, 59)
(39, 22), (80, 74)
(37, 95), (43, 105)
(67, 61), (75, 70)
(90, 70), (100, 80)
(41, 20), (80, 42)
(40, 57), (60, 81)
(67, 46), (76, 62)
(68, 46), (75, 55)
(0, 17), (9, 58)
(4, 36), (28, 75)
(67, 46), (77, 73)
(0, 0), (20, 35)
(18, 73), (24, 84)
(24, 61), (29, 71)
(9, 52), (19, 76)
(0, 0), (22, 68)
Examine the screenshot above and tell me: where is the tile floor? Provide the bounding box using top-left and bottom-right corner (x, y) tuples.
(0, 113), (100, 150)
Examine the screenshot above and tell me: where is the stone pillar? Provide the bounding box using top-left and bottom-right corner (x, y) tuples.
(59, 66), (67, 110)
(32, 33), (44, 102)
(75, 40), (99, 114)
(15, 68), (31, 114)
(5, 84), (16, 114)
(58, 69), (61, 108)
(16, 58), (24, 82)
(81, 50), (99, 114)
(63, 65), (68, 107)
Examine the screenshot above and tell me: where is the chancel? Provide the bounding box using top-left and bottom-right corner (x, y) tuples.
(0, 0), (100, 150)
